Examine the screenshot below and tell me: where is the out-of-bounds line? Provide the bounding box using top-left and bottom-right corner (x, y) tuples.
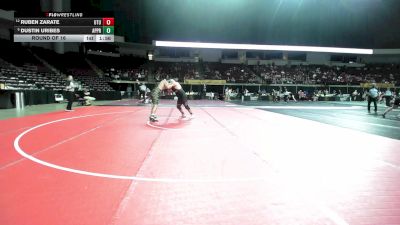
(319, 206), (349, 225)
(234, 105), (400, 169)
(282, 109), (400, 129)
(2, 110), (139, 171)
(255, 106), (363, 110)
(380, 161), (400, 170)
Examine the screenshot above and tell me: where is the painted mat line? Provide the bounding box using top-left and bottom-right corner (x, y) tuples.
(14, 111), (268, 183)
(255, 106), (363, 110)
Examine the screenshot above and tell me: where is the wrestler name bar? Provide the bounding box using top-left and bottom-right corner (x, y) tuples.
(14, 27), (114, 35)
(14, 18), (115, 26)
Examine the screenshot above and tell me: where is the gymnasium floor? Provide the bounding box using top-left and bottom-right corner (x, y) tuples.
(1, 100), (400, 225)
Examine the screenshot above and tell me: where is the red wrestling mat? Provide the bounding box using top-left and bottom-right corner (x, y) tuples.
(1, 104), (400, 225)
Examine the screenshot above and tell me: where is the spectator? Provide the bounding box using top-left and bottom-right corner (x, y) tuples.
(352, 90), (359, 101)
(139, 83), (147, 102)
(83, 89), (96, 106)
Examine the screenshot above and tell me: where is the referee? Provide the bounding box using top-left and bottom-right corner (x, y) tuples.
(367, 83), (379, 113)
(65, 75), (75, 112)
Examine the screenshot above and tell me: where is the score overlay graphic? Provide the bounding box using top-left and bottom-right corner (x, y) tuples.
(14, 13), (114, 42)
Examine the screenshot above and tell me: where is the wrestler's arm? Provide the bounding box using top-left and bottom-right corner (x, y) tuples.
(159, 79), (169, 90)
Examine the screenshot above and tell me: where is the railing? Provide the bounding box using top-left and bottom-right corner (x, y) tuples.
(110, 79), (400, 95)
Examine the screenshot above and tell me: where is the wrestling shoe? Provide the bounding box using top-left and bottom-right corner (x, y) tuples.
(149, 115), (158, 122)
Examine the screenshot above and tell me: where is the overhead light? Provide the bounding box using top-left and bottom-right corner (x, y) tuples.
(154, 41), (373, 55)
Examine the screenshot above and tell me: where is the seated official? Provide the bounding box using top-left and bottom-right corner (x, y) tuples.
(83, 90), (96, 106)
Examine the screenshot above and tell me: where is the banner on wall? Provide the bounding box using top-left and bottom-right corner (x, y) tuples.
(184, 79), (226, 85)
(360, 83), (395, 88)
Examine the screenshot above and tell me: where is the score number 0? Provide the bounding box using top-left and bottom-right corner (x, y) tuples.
(102, 18), (114, 26)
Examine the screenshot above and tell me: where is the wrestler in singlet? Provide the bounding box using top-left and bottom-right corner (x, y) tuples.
(169, 79), (193, 118)
(149, 79), (173, 122)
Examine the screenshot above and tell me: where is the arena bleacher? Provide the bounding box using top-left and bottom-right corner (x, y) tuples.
(1, 38), (399, 107)
(87, 54), (148, 81)
(251, 64), (400, 85)
(149, 61), (200, 82)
